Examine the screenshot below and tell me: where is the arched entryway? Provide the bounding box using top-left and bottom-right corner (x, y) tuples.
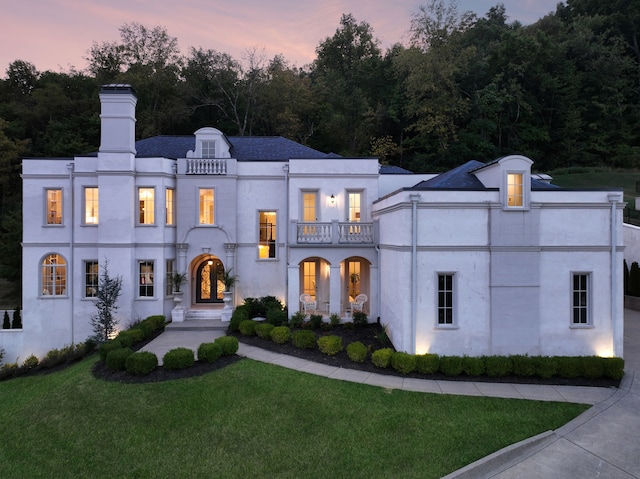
(194, 257), (225, 303)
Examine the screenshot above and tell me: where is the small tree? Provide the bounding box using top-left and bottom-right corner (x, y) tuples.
(90, 261), (123, 342)
(12, 306), (21, 329)
(2, 311), (10, 329)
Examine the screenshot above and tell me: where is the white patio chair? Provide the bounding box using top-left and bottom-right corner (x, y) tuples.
(300, 294), (317, 314)
(350, 294), (368, 313)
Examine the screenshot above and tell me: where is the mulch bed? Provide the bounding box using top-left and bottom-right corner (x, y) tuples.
(91, 323), (621, 388)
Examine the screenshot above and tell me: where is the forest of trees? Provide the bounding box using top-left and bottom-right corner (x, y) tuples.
(0, 0), (639, 286)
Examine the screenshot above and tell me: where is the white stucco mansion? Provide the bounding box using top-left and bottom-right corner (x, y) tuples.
(0, 84), (625, 362)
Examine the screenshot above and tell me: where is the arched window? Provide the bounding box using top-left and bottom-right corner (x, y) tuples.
(41, 254), (67, 296)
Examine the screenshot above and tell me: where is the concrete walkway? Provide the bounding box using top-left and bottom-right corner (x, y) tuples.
(140, 311), (640, 478)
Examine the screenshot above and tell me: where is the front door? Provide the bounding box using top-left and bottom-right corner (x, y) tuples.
(196, 258), (224, 303)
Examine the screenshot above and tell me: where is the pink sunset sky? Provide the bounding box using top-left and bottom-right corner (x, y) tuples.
(2, 0), (560, 76)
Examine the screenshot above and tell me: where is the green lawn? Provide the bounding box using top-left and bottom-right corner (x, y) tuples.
(549, 167), (640, 203)
(0, 357), (588, 479)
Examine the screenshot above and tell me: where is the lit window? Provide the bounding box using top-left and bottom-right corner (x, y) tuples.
(199, 188), (214, 224)
(572, 273), (590, 325)
(348, 192), (362, 222)
(166, 259), (175, 295)
(139, 261), (154, 297)
(437, 273), (454, 325)
(41, 254), (67, 296)
(84, 187), (98, 224)
(507, 173), (523, 207)
(259, 211), (277, 259)
(46, 189), (62, 225)
(202, 141), (216, 158)
(138, 188), (155, 224)
(166, 188), (175, 225)
(303, 192), (317, 222)
(85, 261), (99, 298)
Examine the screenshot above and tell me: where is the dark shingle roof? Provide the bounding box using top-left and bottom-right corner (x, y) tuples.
(133, 135), (338, 161)
(410, 160), (560, 190)
(379, 165), (413, 175)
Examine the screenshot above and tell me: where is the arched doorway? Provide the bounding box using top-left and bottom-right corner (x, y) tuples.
(195, 257), (225, 303)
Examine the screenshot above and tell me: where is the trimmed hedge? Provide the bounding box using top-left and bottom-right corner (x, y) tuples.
(163, 347), (195, 371)
(106, 347), (133, 371)
(229, 305), (250, 333)
(99, 339), (123, 361)
(462, 356), (485, 377)
(484, 356), (513, 378)
(317, 335), (343, 356)
(391, 352), (417, 374)
(292, 329), (317, 349)
(271, 326), (291, 345)
(371, 348), (393, 368)
(346, 341), (368, 363)
(197, 342), (223, 363)
(215, 336), (239, 355)
(416, 354), (440, 374)
(255, 322), (275, 339)
(439, 356), (463, 376)
(126, 351), (158, 375)
(239, 320), (258, 336)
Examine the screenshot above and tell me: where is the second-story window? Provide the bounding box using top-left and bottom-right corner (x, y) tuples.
(46, 189), (63, 225)
(138, 188), (155, 224)
(84, 187), (98, 224)
(166, 188), (175, 225)
(259, 211), (277, 259)
(199, 188), (214, 224)
(348, 191), (362, 222)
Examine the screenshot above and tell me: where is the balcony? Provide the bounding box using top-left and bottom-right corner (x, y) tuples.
(295, 220), (376, 245)
(186, 158), (227, 175)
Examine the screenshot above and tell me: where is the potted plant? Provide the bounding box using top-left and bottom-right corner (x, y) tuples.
(222, 268), (238, 292)
(222, 268), (238, 312)
(169, 271), (187, 293)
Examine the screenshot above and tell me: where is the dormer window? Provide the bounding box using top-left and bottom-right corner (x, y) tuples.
(202, 140), (216, 158)
(507, 173), (524, 208)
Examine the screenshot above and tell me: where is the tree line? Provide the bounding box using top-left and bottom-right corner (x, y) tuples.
(0, 0), (639, 286)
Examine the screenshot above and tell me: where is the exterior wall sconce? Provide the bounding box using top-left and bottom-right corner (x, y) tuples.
(330, 194), (336, 206)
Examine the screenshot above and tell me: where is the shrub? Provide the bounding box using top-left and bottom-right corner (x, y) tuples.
(106, 347), (133, 371)
(601, 357), (625, 380)
(39, 349), (63, 368)
(116, 329), (144, 348)
(371, 348), (393, 368)
(266, 308), (287, 326)
(391, 352), (417, 374)
(255, 322), (275, 339)
(462, 356), (485, 377)
(342, 321), (355, 330)
(238, 320), (258, 336)
(346, 341), (368, 363)
(144, 315), (166, 330)
(0, 362), (18, 379)
(532, 356), (558, 379)
(271, 326), (291, 345)
(163, 347), (195, 371)
(309, 314), (323, 329)
(512, 355), (535, 377)
(215, 336), (239, 355)
(22, 354), (39, 370)
(126, 351), (158, 375)
(229, 305), (250, 333)
(353, 311), (368, 327)
(557, 356), (582, 378)
(484, 356), (513, 377)
(416, 354), (440, 374)
(99, 339), (123, 361)
(329, 313), (341, 327)
(197, 342), (223, 363)
(439, 356), (463, 376)
(581, 357), (604, 379)
(292, 329), (317, 349)
(317, 335), (343, 356)
(289, 311), (306, 328)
